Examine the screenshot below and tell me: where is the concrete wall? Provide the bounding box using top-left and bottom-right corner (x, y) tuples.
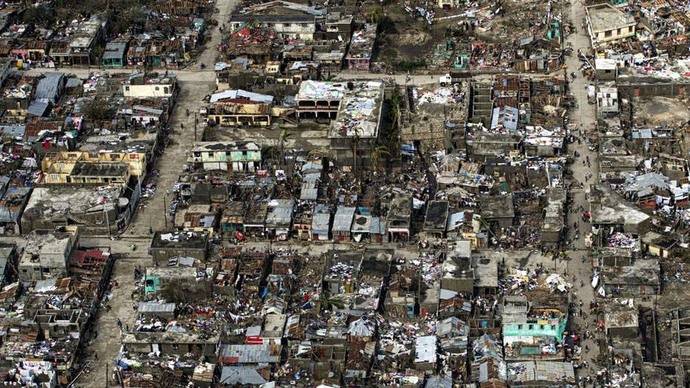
(617, 81), (690, 100)
(123, 83), (174, 98)
(150, 246), (207, 264)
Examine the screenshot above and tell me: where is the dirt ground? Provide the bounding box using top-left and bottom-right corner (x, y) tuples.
(633, 96), (690, 127)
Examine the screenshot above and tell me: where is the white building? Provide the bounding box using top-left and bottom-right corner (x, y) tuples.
(122, 73), (176, 99)
(229, 1), (324, 41)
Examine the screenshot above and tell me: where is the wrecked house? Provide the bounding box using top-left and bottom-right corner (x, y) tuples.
(18, 227), (78, 282)
(122, 331), (219, 358)
(386, 194), (412, 241)
(590, 186), (651, 245)
(328, 81), (384, 164)
(345, 23), (376, 71)
(295, 80), (345, 121)
(502, 287), (569, 361)
(21, 185), (130, 234)
(206, 89), (274, 127)
(149, 231), (209, 265)
(189, 142), (262, 173)
(424, 200), (449, 237)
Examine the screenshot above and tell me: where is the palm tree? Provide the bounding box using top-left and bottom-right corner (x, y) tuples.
(370, 145), (391, 172)
(319, 293), (346, 311)
(352, 128), (360, 177)
(279, 128), (291, 164)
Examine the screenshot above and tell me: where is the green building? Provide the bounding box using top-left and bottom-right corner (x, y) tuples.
(102, 41), (128, 68)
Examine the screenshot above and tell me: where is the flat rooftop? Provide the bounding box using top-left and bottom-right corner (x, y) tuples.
(329, 81), (384, 139)
(295, 80), (346, 101)
(587, 4), (635, 33)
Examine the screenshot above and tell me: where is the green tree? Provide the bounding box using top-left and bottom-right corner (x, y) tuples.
(352, 128), (360, 178)
(84, 97), (114, 121)
(279, 128), (291, 164)
(319, 293), (345, 311)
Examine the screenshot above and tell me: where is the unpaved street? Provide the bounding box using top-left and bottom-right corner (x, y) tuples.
(563, 0), (603, 383)
(73, 1), (238, 385)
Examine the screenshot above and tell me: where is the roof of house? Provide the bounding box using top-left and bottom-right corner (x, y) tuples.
(587, 4), (635, 33)
(332, 206), (355, 232)
(103, 41), (128, 60)
(219, 366), (267, 385)
(210, 89), (274, 104)
(35, 72), (64, 102)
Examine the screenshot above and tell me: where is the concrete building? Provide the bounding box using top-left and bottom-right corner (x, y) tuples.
(18, 227), (78, 282)
(295, 81), (345, 120)
(0, 244), (17, 286)
(149, 231), (209, 265)
(437, 0), (461, 9)
(597, 86), (619, 118)
(102, 41), (128, 68)
(595, 58), (618, 80)
(188, 142), (261, 173)
(122, 331), (219, 358)
(122, 72), (177, 99)
(345, 24), (376, 71)
(41, 151), (147, 185)
(22, 185), (129, 234)
(229, 1), (325, 41)
(328, 81), (385, 164)
(586, 4), (636, 47)
(207, 89), (274, 127)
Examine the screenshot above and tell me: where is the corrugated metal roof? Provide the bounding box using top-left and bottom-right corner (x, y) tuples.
(332, 206), (355, 232)
(265, 199), (294, 227)
(210, 89), (274, 104)
(219, 344), (280, 363)
(138, 302), (176, 314)
(415, 335), (437, 363)
(35, 72), (64, 102)
(0, 124), (25, 138)
(311, 212), (330, 233)
(219, 366), (267, 385)
(27, 101), (50, 117)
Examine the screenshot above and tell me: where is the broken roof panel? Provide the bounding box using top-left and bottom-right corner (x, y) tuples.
(219, 366), (267, 385)
(295, 80), (346, 101)
(219, 344), (281, 364)
(329, 81), (384, 139)
(210, 89), (274, 104)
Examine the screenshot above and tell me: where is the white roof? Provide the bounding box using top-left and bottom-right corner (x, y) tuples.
(415, 336), (437, 364)
(295, 80), (346, 101)
(595, 58), (617, 70)
(210, 89), (274, 104)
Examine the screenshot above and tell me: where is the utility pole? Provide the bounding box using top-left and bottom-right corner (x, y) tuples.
(194, 112), (198, 141)
(163, 191), (168, 230)
(104, 205), (111, 238)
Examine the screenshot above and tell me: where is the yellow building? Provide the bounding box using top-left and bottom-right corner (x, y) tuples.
(41, 151), (147, 185)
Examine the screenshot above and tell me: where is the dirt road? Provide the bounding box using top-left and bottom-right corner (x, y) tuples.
(563, 0), (603, 384)
(72, 1), (238, 386)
